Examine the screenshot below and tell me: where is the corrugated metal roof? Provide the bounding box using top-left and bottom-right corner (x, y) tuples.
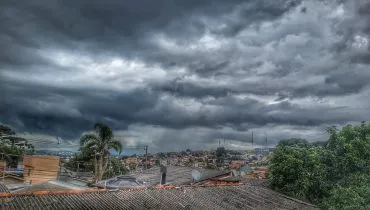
(0, 184), (318, 210)
(11, 182), (70, 194)
(0, 183), (10, 193)
(96, 176), (144, 189)
(131, 166), (230, 186)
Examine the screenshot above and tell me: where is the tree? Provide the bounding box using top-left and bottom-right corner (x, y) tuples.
(0, 124), (35, 167)
(65, 152), (94, 172)
(80, 123), (123, 182)
(278, 138), (309, 147)
(269, 122), (370, 208)
(321, 173), (370, 210)
(0, 125), (15, 136)
(102, 157), (129, 179)
(269, 144), (327, 202)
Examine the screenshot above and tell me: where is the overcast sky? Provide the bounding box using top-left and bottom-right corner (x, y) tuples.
(1, 0), (370, 153)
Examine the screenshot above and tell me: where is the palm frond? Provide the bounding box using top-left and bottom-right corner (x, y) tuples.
(80, 134), (99, 146)
(94, 123), (113, 143)
(108, 140), (123, 154)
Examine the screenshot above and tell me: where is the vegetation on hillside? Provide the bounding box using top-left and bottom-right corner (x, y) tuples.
(269, 122), (370, 209)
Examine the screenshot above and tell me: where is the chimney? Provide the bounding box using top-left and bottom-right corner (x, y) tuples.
(160, 165), (167, 185)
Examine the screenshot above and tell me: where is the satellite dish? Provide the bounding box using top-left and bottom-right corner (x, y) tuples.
(191, 169), (202, 181)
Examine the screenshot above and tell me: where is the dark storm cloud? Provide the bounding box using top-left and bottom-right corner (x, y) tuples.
(0, 0), (302, 66)
(0, 78), (158, 138)
(1, 0), (370, 151)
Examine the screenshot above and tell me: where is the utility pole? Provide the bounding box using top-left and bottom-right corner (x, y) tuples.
(252, 131), (254, 149)
(1, 153), (4, 183)
(265, 132), (268, 150)
(145, 145), (148, 170)
(57, 155), (61, 181)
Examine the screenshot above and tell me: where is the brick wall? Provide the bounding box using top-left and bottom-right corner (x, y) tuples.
(23, 155), (60, 184)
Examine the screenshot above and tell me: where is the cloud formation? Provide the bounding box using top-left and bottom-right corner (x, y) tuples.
(1, 0), (370, 152)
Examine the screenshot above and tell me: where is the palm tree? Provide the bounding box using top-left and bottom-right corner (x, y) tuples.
(80, 123), (122, 182)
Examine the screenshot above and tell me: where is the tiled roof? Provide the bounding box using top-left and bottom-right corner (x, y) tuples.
(0, 184), (318, 210)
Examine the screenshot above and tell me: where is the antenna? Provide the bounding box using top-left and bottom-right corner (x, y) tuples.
(252, 131), (254, 149)
(265, 132), (268, 150)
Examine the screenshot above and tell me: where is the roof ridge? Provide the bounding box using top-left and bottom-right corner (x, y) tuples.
(0, 182), (247, 198)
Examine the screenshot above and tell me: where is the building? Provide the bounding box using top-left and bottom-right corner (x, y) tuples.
(23, 155), (60, 184)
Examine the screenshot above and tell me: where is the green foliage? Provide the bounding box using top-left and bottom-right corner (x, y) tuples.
(0, 125), (15, 136)
(269, 145), (327, 201)
(102, 157), (129, 179)
(0, 146), (24, 168)
(321, 185), (370, 210)
(215, 147), (226, 157)
(0, 124), (35, 167)
(79, 123), (123, 181)
(65, 152), (94, 172)
(269, 122), (370, 208)
(278, 138), (309, 147)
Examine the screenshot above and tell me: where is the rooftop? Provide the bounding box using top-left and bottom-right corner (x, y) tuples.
(0, 184), (318, 210)
(10, 182), (71, 194)
(9, 180), (89, 194)
(0, 183), (10, 193)
(96, 176), (144, 189)
(131, 166), (231, 186)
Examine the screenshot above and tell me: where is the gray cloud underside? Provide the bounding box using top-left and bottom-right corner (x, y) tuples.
(1, 0), (370, 151)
